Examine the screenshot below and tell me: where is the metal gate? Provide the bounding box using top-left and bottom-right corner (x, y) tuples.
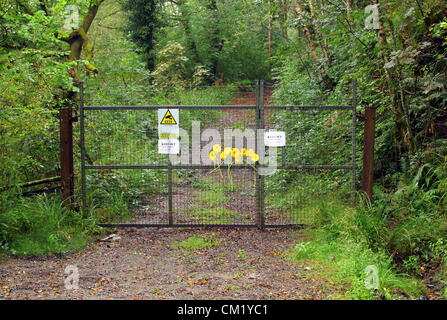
(80, 81), (357, 228)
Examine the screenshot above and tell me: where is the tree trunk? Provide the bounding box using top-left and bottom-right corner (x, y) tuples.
(278, 0), (289, 41)
(295, 1), (334, 89)
(295, 2), (318, 60)
(268, 0), (273, 56)
(64, 0), (105, 84)
(206, 0), (223, 80)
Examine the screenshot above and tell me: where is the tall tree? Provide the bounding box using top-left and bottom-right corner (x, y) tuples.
(61, 0), (106, 84)
(3, 0), (105, 80)
(123, 0), (162, 71)
(205, 0), (224, 80)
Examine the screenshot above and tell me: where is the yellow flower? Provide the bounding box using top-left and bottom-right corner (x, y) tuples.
(231, 148), (240, 158)
(224, 147), (232, 155)
(235, 155), (242, 163)
(212, 144), (222, 153)
(241, 148), (248, 157)
(251, 153), (259, 162)
(247, 149), (255, 157)
(209, 151), (216, 161)
(220, 152), (227, 160)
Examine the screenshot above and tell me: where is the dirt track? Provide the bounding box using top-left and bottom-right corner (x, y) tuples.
(0, 228), (340, 300)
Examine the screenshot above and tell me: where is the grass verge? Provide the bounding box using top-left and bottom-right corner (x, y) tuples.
(290, 200), (425, 300)
(0, 193), (130, 256)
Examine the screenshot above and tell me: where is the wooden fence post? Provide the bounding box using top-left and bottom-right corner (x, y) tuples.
(60, 108), (74, 206)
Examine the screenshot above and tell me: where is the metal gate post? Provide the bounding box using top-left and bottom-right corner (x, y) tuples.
(60, 107), (74, 207)
(351, 80), (358, 202)
(255, 80), (265, 229)
(80, 83), (87, 211)
(168, 164), (173, 225)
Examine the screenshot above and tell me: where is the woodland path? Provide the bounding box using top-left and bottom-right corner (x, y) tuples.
(0, 229), (342, 300)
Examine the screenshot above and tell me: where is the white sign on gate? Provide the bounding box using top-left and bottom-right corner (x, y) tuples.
(264, 131), (286, 147)
(158, 139), (180, 154)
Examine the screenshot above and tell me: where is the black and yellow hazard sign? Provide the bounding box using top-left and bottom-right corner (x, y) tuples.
(160, 109), (177, 125)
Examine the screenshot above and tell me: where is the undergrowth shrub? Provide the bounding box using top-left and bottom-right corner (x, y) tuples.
(0, 192), (129, 256)
(292, 198), (424, 299)
(291, 162), (447, 299)
(0, 195), (101, 255)
(371, 163), (447, 258)
(89, 191), (131, 223)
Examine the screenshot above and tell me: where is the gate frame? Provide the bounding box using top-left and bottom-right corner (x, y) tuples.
(79, 81), (358, 229)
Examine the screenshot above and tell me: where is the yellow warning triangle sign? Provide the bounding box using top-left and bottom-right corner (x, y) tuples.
(160, 109), (177, 125)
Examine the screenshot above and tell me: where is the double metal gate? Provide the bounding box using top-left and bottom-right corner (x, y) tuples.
(80, 81), (357, 228)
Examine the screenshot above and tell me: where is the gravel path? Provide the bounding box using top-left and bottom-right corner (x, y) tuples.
(0, 228), (340, 300)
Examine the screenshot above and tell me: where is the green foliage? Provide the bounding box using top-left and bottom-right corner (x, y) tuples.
(199, 190), (229, 207)
(171, 235), (219, 253)
(124, 0), (271, 82)
(290, 161), (447, 298)
(151, 41), (189, 88)
(403, 255), (421, 275)
(1, 0), (446, 301)
(0, 190), (131, 256)
(273, 0), (447, 184)
(237, 249), (248, 261)
(185, 206), (237, 224)
(89, 191), (131, 223)
(211, 0), (270, 81)
(367, 163), (447, 257)
(81, 1), (239, 214)
(292, 199), (424, 300)
(0, 1), (78, 190)
(0, 195), (100, 256)
(263, 1), (447, 298)
(122, 0), (162, 71)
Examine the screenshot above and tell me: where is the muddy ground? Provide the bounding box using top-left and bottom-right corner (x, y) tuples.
(0, 228), (342, 300)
